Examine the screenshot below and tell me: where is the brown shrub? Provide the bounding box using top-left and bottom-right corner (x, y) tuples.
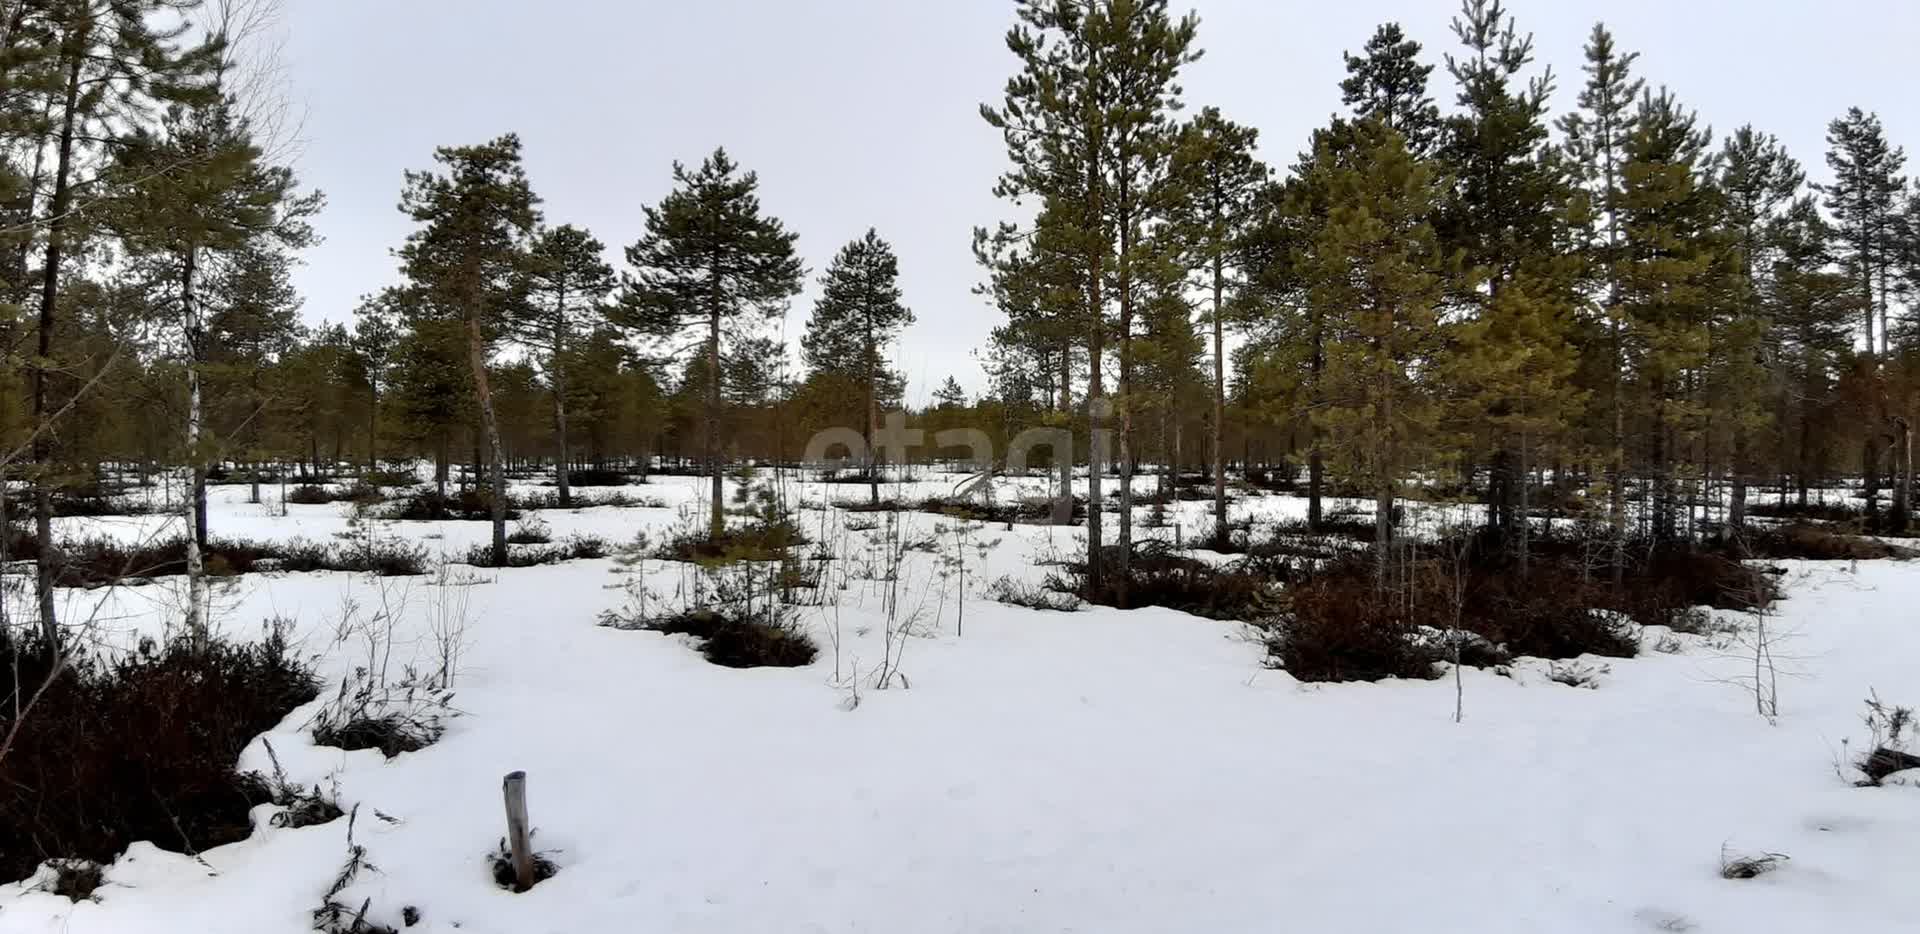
(0, 630), (318, 883)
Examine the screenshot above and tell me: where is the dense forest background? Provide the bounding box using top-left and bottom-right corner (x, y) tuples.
(3, 0), (1917, 584)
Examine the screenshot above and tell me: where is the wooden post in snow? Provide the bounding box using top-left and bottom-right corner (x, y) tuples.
(502, 770), (534, 892)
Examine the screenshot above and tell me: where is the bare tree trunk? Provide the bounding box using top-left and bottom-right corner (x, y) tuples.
(1374, 362), (1393, 591)
(1054, 345), (1073, 525)
(367, 383), (380, 472)
(465, 309), (509, 565)
(550, 381), (571, 505)
(182, 246), (209, 653)
(1893, 415), (1912, 532)
(30, 48), (84, 651)
(706, 287), (724, 541)
(1210, 252), (1227, 545)
(1518, 430), (1530, 580)
(248, 373), (262, 504)
(862, 302), (880, 505)
(1115, 219), (1134, 604)
(1307, 307), (1325, 531)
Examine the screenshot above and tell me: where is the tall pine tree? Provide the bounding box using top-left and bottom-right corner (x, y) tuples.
(623, 148), (803, 539)
(800, 228), (913, 502)
(397, 135), (540, 566)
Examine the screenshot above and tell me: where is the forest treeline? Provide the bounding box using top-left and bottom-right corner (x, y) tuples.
(5, 1), (1919, 614)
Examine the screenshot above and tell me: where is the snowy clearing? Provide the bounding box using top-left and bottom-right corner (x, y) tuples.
(2, 472), (1917, 934)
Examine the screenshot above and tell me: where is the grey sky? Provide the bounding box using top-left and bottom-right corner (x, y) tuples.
(282, 0), (1917, 402)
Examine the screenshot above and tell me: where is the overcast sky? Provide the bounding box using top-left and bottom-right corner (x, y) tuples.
(280, 0), (1918, 402)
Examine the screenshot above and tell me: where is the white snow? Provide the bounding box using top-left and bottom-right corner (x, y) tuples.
(2, 471), (1916, 933)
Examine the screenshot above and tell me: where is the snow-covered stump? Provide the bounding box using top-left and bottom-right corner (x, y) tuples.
(502, 771), (534, 893)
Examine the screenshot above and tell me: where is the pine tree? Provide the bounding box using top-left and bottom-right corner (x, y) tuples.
(105, 71), (317, 650)
(1823, 108), (1907, 357)
(1559, 22), (1644, 537)
(1248, 161), (1336, 528)
(800, 228), (913, 502)
(1093, 0), (1197, 596)
(1340, 22), (1443, 156)
(397, 135), (540, 566)
(1436, 0), (1580, 572)
(205, 242), (305, 504)
(622, 148), (803, 539)
(1616, 89), (1726, 543)
(1822, 108), (1907, 522)
(932, 376), (968, 410)
(981, 0), (1117, 588)
(1170, 106), (1266, 545)
(1769, 198), (1859, 507)
(982, 0), (1198, 597)
(1716, 126), (1804, 529)
(351, 290), (402, 470)
(974, 217), (1081, 522)
(24, 0), (220, 648)
(1133, 250), (1205, 498)
(508, 223), (615, 506)
(1299, 120), (1452, 579)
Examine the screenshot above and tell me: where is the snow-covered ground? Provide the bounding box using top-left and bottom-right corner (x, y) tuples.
(2, 471), (1916, 933)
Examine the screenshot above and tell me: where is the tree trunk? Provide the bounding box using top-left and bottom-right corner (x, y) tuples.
(1115, 217), (1134, 604)
(248, 373), (261, 505)
(367, 382), (380, 472)
(865, 310), (879, 505)
(30, 48), (84, 651)
(1054, 345), (1073, 525)
(465, 309), (509, 566)
(1518, 431), (1531, 580)
(1729, 431), (1749, 532)
(1307, 306), (1325, 531)
(1210, 251), (1227, 546)
(706, 282), (724, 541)
(1892, 416), (1912, 533)
(1374, 353), (1393, 590)
(182, 246), (209, 653)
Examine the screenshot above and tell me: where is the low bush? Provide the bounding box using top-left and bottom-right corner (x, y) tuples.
(1733, 523), (1909, 561)
(0, 628), (319, 884)
(516, 488), (667, 510)
(287, 482), (385, 506)
(308, 668), (456, 759)
(35, 534), (427, 586)
(359, 467), (421, 488)
(46, 859), (104, 901)
(604, 606), (818, 668)
(656, 518), (807, 564)
(839, 493), (1086, 525)
(381, 488), (520, 522)
(464, 534), (610, 568)
(259, 739), (344, 830)
(1849, 692), (1917, 786)
(984, 574), (1082, 611)
(565, 467), (641, 487)
(1050, 541), (1283, 621)
(1268, 577), (1443, 683)
(506, 518), (552, 545)
(329, 536), (431, 577)
(1263, 533), (1765, 683)
(286, 484), (335, 505)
